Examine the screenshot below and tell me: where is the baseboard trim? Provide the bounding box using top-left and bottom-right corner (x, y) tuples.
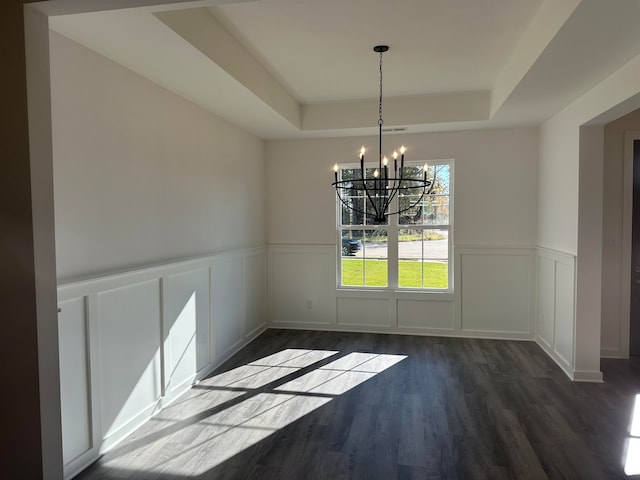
(269, 323), (535, 342)
(572, 369), (604, 383)
(100, 400), (161, 454)
(535, 336), (604, 382)
(535, 335), (573, 380)
(600, 348), (622, 359)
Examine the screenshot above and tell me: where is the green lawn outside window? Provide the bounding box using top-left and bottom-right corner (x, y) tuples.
(341, 258), (448, 289)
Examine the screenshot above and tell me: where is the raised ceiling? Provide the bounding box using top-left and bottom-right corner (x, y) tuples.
(50, 0), (640, 139)
(211, 0), (542, 102)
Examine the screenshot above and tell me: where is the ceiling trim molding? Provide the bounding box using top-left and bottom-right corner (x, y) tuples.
(155, 6), (301, 129)
(490, 0), (582, 118)
(31, 0), (251, 17)
(302, 92), (490, 132)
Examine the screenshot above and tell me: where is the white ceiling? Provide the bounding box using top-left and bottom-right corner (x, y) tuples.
(211, 0), (542, 102)
(49, 0), (640, 139)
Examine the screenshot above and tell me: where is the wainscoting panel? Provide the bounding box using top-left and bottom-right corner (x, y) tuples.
(269, 246), (336, 325)
(58, 297), (91, 466)
(268, 245), (534, 340)
(535, 248), (576, 379)
(536, 255), (556, 348)
(211, 256), (244, 363)
(337, 297), (390, 327)
(163, 268), (209, 401)
(97, 280), (162, 450)
(397, 299), (454, 330)
(244, 253), (268, 338)
(458, 248), (533, 336)
(554, 262), (575, 369)
(57, 247), (267, 479)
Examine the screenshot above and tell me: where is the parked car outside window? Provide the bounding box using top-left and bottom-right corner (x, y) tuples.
(341, 237), (361, 256)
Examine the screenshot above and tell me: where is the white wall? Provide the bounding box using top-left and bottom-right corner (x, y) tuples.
(267, 127), (539, 246)
(50, 32), (265, 281)
(538, 118), (580, 254)
(49, 32), (270, 478)
(51, 33), (267, 477)
(575, 125), (604, 379)
(24, 7), (64, 479)
(537, 109), (600, 381)
(600, 109), (640, 358)
(536, 50), (640, 381)
(266, 128), (539, 338)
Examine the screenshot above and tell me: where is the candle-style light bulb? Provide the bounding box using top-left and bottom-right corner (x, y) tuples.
(374, 169), (379, 178)
(383, 156), (388, 166)
(399, 145), (406, 155)
(393, 151), (398, 159)
(360, 146), (366, 158)
(333, 163), (339, 172)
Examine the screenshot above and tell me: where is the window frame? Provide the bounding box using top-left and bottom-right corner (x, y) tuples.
(336, 159), (453, 292)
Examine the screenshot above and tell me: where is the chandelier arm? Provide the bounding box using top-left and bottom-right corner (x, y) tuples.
(394, 189), (428, 216)
(335, 192), (370, 218)
(361, 169), (385, 220)
(383, 179), (401, 207)
(334, 178), (431, 219)
(333, 182), (375, 218)
(385, 178), (425, 215)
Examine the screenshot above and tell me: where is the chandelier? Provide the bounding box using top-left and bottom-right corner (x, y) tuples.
(332, 45), (432, 224)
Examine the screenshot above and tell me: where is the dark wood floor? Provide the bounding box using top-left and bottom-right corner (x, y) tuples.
(77, 329), (640, 480)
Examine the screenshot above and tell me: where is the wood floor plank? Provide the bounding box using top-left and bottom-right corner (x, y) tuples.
(76, 329), (640, 480)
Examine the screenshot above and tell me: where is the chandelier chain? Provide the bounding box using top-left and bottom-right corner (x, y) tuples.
(378, 50), (384, 127)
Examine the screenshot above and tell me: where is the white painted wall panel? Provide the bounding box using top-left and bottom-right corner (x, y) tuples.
(244, 254), (267, 336)
(575, 126), (604, 376)
(554, 262), (575, 368)
(460, 253), (531, 334)
(268, 245), (533, 338)
(337, 298), (389, 327)
(58, 297), (91, 464)
(58, 248), (267, 477)
(50, 32), (265, 281)
(266, 128), (538, 247)
(535, 249), (578, 378)
(211, 257), (244, 362)
(97, 280), (161, 444)
(397, 300), (454, 330)
(269, 248), (335, 325)
(600, 114), (640, 358)
(538, 118), (579, 254)
(537, 255), (556, 347)
(164, 269), (209, 396)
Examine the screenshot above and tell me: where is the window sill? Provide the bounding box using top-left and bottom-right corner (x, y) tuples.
(336, 287), (454, 301)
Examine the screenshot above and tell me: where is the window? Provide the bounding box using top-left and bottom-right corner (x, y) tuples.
(337, 160), (452, 290)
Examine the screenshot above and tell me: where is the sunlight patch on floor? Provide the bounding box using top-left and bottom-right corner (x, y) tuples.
(625, 394), (640, 476)
(100, 349), (407, 476)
